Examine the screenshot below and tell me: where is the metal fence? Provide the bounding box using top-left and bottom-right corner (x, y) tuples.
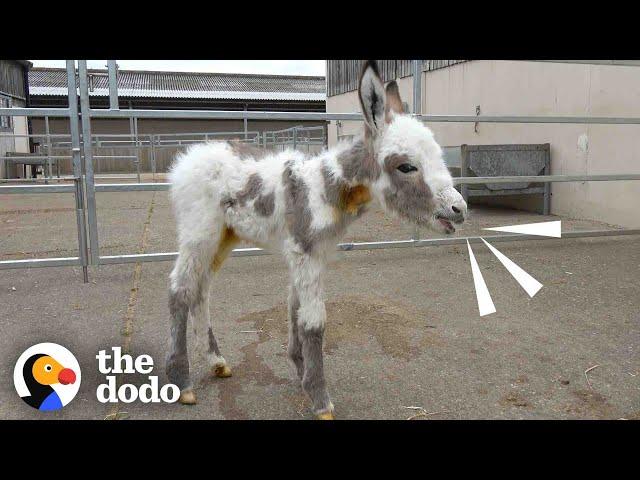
(1, 59), (640, 283)
(1, 127), (326, 182)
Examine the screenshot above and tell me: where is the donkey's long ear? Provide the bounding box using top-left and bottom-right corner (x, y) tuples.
(385, 80), (404, 123)
(358, 60), (386, 137)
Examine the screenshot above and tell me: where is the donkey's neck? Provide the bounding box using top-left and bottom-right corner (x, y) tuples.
(330, 136), (380, 186)
(316, 136), (379, 222)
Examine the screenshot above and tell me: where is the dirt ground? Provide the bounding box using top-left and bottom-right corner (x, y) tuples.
(1, 182), (639, 420)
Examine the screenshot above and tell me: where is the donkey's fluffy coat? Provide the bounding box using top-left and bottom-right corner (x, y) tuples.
(166, 60), (467, 418)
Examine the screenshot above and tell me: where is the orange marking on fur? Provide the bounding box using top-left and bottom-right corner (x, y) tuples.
(211, 226), (240, 272)
(342, 185), (371, 215)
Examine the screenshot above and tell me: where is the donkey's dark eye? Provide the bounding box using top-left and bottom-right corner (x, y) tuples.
(397, 163), (418, 173)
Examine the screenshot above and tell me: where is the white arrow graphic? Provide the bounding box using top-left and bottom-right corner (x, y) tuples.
(480, 238), (543, 298)
(466, 240), (496, 317)
(483, 220), (561, 238)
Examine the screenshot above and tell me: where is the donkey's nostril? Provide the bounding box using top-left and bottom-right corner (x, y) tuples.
(452, 205), (460, 214)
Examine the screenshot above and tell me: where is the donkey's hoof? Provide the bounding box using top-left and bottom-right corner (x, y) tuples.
(178, 389), (197, 405)
(213, 364), (232, 378)
(316, 411), (335, 420)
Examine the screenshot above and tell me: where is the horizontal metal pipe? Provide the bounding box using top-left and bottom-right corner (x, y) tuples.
(1, 156), (72, 161)
(5, 174), (636, 195)
(0, 257), (81, 269)
(3, 229), (638, 270)
(98, 247), (269, 265)
(5, 106), (639, 125)
(0, 184), (76, 194)
(156, 131), (259, 138)
(85, 108), (640, 125)
(91, 173), (640, 194)
(93, 229), (640, 266)
(454, 174), (640, 184)
(0, 108), (71, 117)
(95, 183), (170, 192)
(531, 60), (640, 67)
(419, 115), (640, 125)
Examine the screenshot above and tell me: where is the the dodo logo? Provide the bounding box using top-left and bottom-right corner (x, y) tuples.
(13, 343), (81, 411)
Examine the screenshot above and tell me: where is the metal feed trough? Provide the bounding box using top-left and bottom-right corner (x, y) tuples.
(1, 60), (640, 283)
(460, 144), (551, 215)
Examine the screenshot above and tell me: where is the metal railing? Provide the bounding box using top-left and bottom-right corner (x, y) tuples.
(1, 59), (640, 282)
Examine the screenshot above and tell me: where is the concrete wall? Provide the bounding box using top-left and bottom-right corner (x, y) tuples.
(0, 98), (28, 179)
(326, 60), (640, 228)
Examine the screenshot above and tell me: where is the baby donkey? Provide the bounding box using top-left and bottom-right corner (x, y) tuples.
(166, 60), (467, 419)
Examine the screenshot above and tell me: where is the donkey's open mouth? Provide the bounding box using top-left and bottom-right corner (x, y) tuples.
(436, 214), (456, 234)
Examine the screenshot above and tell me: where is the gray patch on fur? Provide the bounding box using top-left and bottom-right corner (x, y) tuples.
(227, 173), (275, 216)
(166, 289), (192, 391)
(220, 194), (235, 209)
(284, 158), (369, 253)
(382, 153), (434, 223)
(300, 325), (332, 413)
(207, 327), (221, 356)
(336, 138), (381, 183)
(254, 191), (275, 217)
(236, 173), (264, 207)
(321, 165), (345, 208)
(282, 160), (314, 252)
(287, 286), (304, 380)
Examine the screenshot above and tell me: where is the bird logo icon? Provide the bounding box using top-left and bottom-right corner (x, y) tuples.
(14, 343), (81, 411)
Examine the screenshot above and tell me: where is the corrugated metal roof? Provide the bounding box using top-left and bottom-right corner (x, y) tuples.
(28, 68), (326, 102)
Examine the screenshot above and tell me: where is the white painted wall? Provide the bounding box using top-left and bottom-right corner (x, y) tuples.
(326, 61), (640, 228)
(0, 98), (28, 179)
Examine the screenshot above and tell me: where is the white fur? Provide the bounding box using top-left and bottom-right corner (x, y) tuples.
(167, 62), (467, 415)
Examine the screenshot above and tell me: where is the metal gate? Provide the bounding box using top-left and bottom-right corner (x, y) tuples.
(1, 60), (640, 283)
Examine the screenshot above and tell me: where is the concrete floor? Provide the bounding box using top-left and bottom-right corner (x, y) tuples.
(1, 187), (639, 420)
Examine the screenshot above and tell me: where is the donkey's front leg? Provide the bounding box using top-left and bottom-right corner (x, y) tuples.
(290, 254), (334, 419)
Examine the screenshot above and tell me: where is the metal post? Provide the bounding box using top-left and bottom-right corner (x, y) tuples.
(412, 60), (422, 115)
(44, 116), (52, 184)
(128, 102), (139, 181)
(134, 116), (141, 183)
(412, 60), (422, 240)
(150, 134), (157, 181)
(293, 127), (298, 151)
(543, 143), (551, 215)
(107, 60), (119, 110)
(66, 60), (89, 282)
(244, 104), (248, 140)
(78, 60), (100, 266)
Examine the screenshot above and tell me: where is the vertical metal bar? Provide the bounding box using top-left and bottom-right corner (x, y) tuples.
(461, 144), (469, 203)
(44, 116), (52, 184)
(412, 59), (422, 115)
(78, 60), (100, 265)
(244, 104), (248, 140)
(134, 116), (141, 183)
(107, 60), (119, 110)
(128, 101), (137, 179)
(150, 134), (157, 181)
(66, 60), (90, 282)
(293, 127), (298, 151)
(543, 143), (551, 215)
(411, 60), (422, 240)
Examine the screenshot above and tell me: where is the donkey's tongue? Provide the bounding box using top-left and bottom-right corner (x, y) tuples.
(438, 218), (455, 233)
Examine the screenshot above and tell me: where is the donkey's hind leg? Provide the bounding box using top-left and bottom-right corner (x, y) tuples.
(287, 284), (305, 381)
(167, 225), (228, 404)
(190, 227), (239, 379)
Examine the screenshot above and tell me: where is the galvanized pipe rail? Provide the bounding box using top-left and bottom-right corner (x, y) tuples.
(1, 59), (640, 279)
